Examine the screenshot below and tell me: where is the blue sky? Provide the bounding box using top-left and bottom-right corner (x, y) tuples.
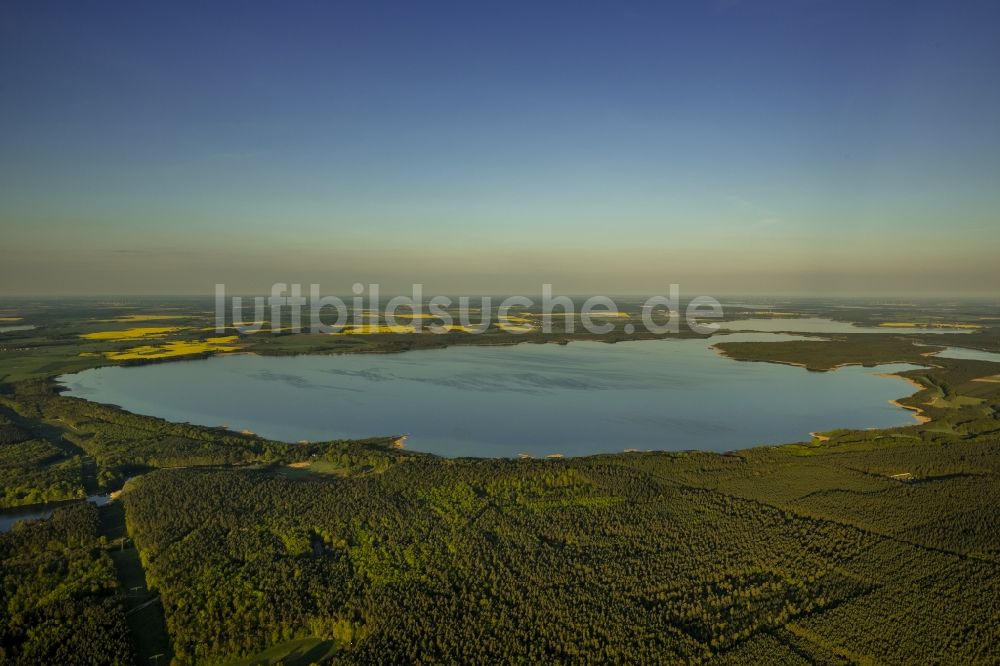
(1, 1), (998, 295)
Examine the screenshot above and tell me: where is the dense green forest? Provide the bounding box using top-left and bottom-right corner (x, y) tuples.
(0, 380), (406, 508)
(119, 439), (1000, 664)
(1, 299), (999, 663)
(0, 411), (85, 506)
(0, 502), (132, 664)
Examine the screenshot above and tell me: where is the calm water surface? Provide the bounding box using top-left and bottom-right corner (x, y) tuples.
(930, 346), (1000, 363)
(58, 335), (924, 458)
(720, 318), (973, 334)
(0, 493), (111, 533)
(0, 325), (36, 333)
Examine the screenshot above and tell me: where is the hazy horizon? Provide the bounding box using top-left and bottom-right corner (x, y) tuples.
(2, 1), (999, 297)
(2, 290), (997, 302)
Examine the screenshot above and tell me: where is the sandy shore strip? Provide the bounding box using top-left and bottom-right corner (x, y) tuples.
(889, 399), (932, 424)
(711, 344), (860, 371)
(877, 372), (932, 424)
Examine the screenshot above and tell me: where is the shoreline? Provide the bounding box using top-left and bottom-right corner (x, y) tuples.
(711, 344), (901, 372)
(876, 372), (932, 425)
(55, 342), (942, 462)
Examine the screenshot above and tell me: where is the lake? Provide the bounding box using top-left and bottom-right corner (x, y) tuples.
(58, 334), (924, 458)
(931, 346), (1000, 363)
(719, 318), (973, 334)
(0, 325), (36, 333)
(0, 493), (111, 533)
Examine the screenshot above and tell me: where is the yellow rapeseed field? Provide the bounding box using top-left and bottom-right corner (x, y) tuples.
(103, 336), (241, 360)
(497, 322), (535, 332)
(81, 327), (188, 341)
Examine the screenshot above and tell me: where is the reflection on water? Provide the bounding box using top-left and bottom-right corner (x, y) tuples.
(59, 334), (926, 458)
(0, 492), (111, 533)
(929, 346), (1000, 363)
(720, 317), (973, 334)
